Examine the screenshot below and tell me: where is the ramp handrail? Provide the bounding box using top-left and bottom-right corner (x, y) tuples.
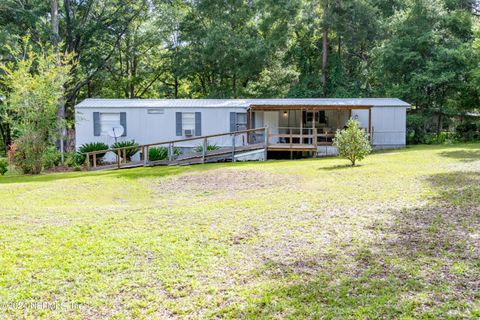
(84, 127), (268, 170)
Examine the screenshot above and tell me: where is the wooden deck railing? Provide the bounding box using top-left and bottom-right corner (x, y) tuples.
(267, 127), (338, 148)
(82, 126), (388, 170)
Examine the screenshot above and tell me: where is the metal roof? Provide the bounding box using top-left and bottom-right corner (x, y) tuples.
(76, 98), (410, 109)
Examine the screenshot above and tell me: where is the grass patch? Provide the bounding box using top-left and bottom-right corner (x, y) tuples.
(0, 144), (479, 318)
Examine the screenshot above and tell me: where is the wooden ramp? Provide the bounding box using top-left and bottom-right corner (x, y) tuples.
(147, 144), (265, 166)
(84, 128), (268, 171)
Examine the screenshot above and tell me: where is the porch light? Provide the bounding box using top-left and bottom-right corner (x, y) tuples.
(283, 111), (288, 117)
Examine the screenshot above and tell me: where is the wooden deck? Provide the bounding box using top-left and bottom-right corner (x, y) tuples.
(83, 126), (343, 171)
(267, 144), (317, 152)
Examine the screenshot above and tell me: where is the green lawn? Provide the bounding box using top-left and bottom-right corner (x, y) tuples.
(0, 144), (479, 319)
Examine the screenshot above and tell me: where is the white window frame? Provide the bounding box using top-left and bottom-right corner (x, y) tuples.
(182, 112), (196, 131)
(100, 112), (121, 136)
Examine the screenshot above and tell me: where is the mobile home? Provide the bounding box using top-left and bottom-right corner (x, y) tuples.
(75, 98), (410, 157)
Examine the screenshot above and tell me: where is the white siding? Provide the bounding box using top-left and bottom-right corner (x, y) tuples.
(352, 107), (407, 146)
(371, 107), (407, 146)
(75, 104), (408, 151)
(75, 106), (247, 150)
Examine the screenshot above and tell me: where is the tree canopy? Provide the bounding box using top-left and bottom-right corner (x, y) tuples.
(0, 0), (480, 150)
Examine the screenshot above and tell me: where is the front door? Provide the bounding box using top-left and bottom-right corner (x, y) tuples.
(264, 111), (279, 143)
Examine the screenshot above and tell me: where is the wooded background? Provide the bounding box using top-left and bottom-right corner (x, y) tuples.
(1, 0), (480, 151)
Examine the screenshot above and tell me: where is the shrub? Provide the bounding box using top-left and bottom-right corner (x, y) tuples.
(148, 147), (168, 161)
(456, 123), (479, 141)
(7, 143), (16, 164)
(64, 152), (76, 167)
(65, 152), (86, 167)
(333, 119), (372, 166)
(43, 146), (62, 170)
(11, 132), (46, 174)
(111, 140), (139, 161)
(78, 142), (109, 165)
(0, 159), (8, 176)
(195, 143), (220, 153)
(406, 113), (428, 144)
(148, 146), (182, 161)
(424, 132), (458, 145)
(74, 152), (87, 166)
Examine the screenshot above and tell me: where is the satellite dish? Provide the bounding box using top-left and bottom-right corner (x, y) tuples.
(107, 126), (124, 142)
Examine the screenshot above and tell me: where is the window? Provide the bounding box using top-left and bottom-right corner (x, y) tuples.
(235, 113), (247, 130)
(176, 112), (200, 136)
(303, 111), (327, 125)
(318, 111), (326, 123)
(182, 112), (195, 131)
(100, 113), (120, 135)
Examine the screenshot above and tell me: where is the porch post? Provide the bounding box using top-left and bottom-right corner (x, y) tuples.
(300, 109), (303, 144)
(86, 153), (90, 170)
(264, 127), (269, 161)
(337, 108), (340, 130)
(368, 107), (372, 142)
(312, 110), (316, 145)
(249, 109), (253, 143)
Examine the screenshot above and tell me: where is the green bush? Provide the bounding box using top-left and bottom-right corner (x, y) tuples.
(11, 132), (46, 174)
(406, 114), (428, 144)
(148, 147), (168, 161)
(0, 159), (8, 176)
(43, 146), (62, 170)
(148, 146), (182, 161)
(65, 152), (86, 167)
(456, 123), (479, 141)
(424, 132), (458, 145)
(195, 143), (220, 153)
(111, 140), (139, 161)
(333, 119), (372, 166)
(74, 152), (87, 166)
(64, 152), (76, 167)
(78, 142), (109, 165)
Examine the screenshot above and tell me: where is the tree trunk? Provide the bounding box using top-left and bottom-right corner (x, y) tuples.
(51, 0), (59, 47)
(174, 77), (179, 98)
(63, 0), (74, 52)
(437, 113), (443, 133)
(233, 72), (237, 98)
(322, 0), (329, 97)
(0, 121), (11, 154)
(51, 0), (66, 163)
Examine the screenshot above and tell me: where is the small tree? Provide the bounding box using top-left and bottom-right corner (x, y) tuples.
(0, 38), (74, 174)
(333, 119), (372, 166)
(0, 158), (8, 176)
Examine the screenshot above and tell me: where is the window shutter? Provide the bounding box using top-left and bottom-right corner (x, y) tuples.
(195, 112), (202, 136)
(120, 112), (127, 136)
(93, 112), (100, 136)
(230, 112), (236, 132)
(176, 112), (182, 136)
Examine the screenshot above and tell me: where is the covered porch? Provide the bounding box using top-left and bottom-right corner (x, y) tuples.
(247, 104), (372, 153)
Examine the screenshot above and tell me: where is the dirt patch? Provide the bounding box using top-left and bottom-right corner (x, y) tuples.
(153, 168), (302, 195)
